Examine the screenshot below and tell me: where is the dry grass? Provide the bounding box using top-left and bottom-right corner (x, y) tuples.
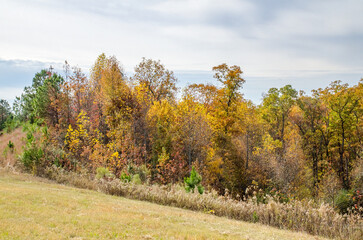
(0, 128), (26, 167)
(43, 167), (362, 240)
(0, 170), (328, 240)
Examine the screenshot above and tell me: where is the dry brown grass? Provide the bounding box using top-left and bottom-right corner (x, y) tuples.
(0, 128), (26, 167)
(0, 170), (329, 240)
(43, 166), (362, 240)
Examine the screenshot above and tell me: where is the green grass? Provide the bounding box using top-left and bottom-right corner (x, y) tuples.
(0, 171), (327, 240)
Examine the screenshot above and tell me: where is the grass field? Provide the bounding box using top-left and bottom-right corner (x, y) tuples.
(0, 170), (327, 240)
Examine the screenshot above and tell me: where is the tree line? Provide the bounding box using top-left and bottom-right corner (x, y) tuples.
(5, 54), (362, 201)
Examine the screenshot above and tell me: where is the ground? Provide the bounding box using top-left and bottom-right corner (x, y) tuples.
(0, 170), (327, 240)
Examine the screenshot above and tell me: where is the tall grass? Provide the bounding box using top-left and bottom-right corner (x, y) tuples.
(43, 166), (362, 240)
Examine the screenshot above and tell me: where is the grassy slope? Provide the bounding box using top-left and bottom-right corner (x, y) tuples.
(0, 171), (326, 240)
(0, 128), (26, 166)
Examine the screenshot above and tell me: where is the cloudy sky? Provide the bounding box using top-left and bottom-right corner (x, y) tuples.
(1, 0), (362, 104)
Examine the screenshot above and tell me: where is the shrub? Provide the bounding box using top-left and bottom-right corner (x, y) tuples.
(96, 167), (114, 179)
(184, 166), (204, 194)
(317, 169), (342, 205)
(351, 190), (362, 215)
(132, 174), (142, 184)
(43, 146), (66, 167)
(7, 141), (14, 150)
(20, 144), (44, 171)
(127, 164), (151, 183)
(3, 117), (21, 133)
(2, 141), (15, 160)
(120, 172), (131, 182)
(19, 123), (45, 173)
(335, 189), (354, 214)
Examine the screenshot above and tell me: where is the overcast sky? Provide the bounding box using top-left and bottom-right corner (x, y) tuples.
(1, 0), (362, 104)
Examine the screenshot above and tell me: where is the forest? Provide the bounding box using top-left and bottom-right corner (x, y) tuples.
(1, 54), (362, 215)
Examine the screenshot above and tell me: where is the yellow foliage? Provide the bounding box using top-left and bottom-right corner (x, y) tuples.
(204, 147), (223, 185)
(157, 147), (169, 167)
(111, 152), (119, 158)
(64, 110), (91, 157)
(147, 99), (176, 130)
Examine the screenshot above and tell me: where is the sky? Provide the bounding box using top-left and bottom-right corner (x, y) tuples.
(0, 0), (362, 105)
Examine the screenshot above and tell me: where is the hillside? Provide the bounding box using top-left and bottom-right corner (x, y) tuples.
(0, 170), (327, 240)
(0, 128), (25, 166)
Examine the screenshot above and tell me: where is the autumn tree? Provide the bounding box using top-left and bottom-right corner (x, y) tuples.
(207, 64), (247, 194)
(99, 56), (139, 174)
(258, 85), (301, 191)
(320, 81), (361, 189)
(89, 54), (109, 142)
(68, 66), (91, 117)
(101, 57), (133, 132)
(176, 94), (212, 167)
(131, 58), (178, 169)
(291, 93), (327, 190)
(14, 53), (363, 202)
(64, 110), (91, 168)
(184, 83), (218, 111)
(147, 99), (175, 167)
(132, 58), (177, 104)
(212, 64), (245, 133)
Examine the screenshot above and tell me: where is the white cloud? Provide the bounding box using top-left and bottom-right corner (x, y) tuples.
(0, 87), (23, 103)
(0, 0), (362, 104)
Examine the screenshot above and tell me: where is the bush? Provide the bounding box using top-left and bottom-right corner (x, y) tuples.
(120, 172), (131, 182)
(19, 123), (45, 173)
(43, 146), (66, 167)
(335, 189), (354, 214)
(2, 141), (15, 160)
(184, 167), (204, 194)
(132, 174), (142, 184)
(317, 169), (342, 205)
(127, 164), (151, 183)
(20, 144), (44, 171)
(3, 117), (21, 133)
(96, 167), (114, 179)
(7, 140), (14, 150)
